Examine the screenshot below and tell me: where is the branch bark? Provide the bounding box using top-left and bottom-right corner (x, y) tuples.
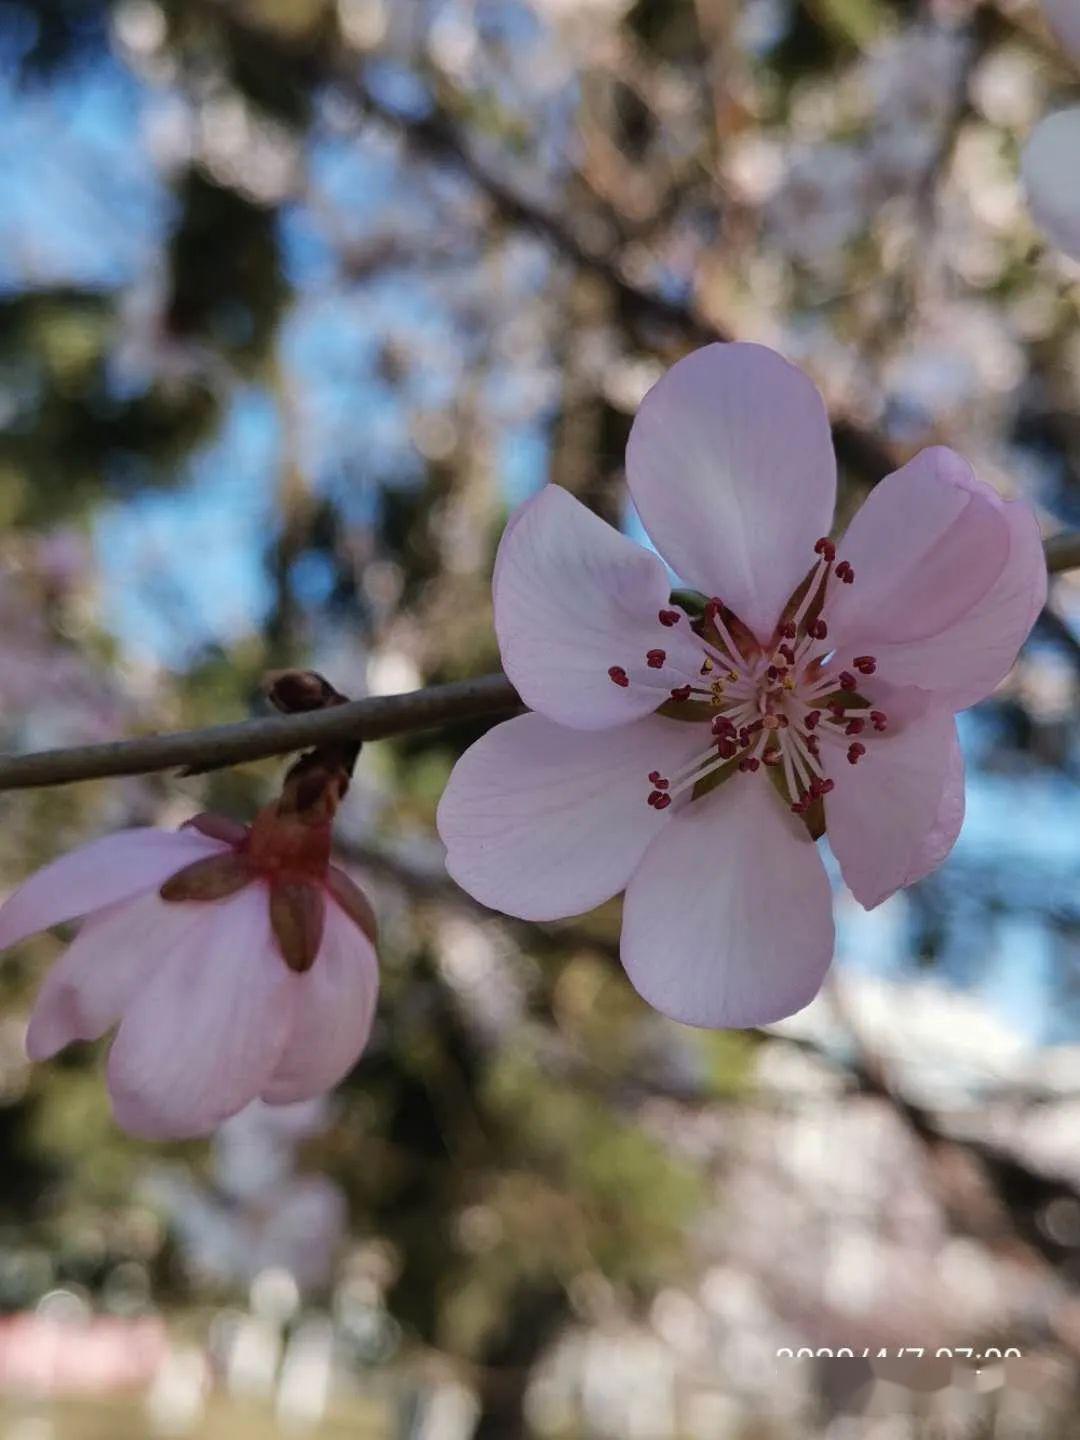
(0, 675), (520, 792)
(0, 529), (1075, 794)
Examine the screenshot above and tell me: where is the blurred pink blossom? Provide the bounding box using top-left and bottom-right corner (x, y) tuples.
(438, 343), (1046, 1029)
(0, 813), (379, 1139)
(1021, 2), (1080, 259)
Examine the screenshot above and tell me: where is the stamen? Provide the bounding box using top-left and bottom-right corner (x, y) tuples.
(805, 709), (821, 729)
(847, 742), (866, 765)
(646, 649), (666, 669)
(670, 684), (692, 703)
(853, 655), (877, 675)
(608, 666), (630, 687)
(738, 757), (760, 772)
(835, 560), (854, 584)
(647, 771), (669, 789)
(658, 609), (681, 627)
(808, 619), (828, 640)
(870, 710), (888, 732)
(814, 538), (836, 561)
(838, 671), (857, 691)
(845, 718), (865, 736)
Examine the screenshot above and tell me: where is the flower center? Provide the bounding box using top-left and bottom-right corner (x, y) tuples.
(609, 538), (890, 821)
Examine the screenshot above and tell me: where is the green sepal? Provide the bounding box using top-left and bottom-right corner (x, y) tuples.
(656, 698), (716, 723)
(669, 588), (708, 618)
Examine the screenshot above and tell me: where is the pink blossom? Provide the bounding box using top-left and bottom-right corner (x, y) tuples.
(437, 343), (1046, 1028)
(1021, 2), (1080, 259)
(0, 812), (379, 1139)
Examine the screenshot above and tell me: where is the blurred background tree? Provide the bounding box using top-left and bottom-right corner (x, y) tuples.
(0, 0), (1079, 1435)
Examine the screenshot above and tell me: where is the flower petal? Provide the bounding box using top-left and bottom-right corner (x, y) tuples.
(261, 899), (379, 1106)
(1022, 108), (1080, 262)
(824, 705), (957, 910)
(493, 485), (704, 729)
(437, 711), (705, 921)
(826, 448), (1011, 650)
(25, 891), (209, 1061)
(0, 828), (231, 951)
(850, 496), (1046, 711)
(620, 777), (834, 1028)
(901, 727), (965, 890)
(106, 885), (295, 1140)
(625, 343), (837, 642)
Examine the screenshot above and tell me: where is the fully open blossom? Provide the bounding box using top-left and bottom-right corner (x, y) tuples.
(438, 343), (1046, 1028)
(0, 809), (379, 1139)
(1021, 1), (1080, 259)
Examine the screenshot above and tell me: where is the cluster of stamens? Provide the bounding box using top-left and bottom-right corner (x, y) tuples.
(607, 538), (892, 823)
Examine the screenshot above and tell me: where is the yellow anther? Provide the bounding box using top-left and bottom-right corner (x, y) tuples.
(700, 657), (714, 675)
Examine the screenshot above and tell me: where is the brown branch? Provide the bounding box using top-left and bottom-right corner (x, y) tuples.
(0, 529), (1074, 794)
(0, 675), (521, 793)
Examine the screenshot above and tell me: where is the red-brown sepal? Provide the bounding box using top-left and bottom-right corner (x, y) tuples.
(327, 865), (378, 947)
(182, 812), (250, 846)
(160, 852), (255, 902)
(270, 881), (326, 973)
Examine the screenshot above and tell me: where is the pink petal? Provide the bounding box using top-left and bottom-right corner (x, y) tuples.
(902, 728), (966, 890)
(437, 711), (705, 921)
(25, 891), (208, 1061)
(620, 777), (834, 1028)
(826, 448), (1011, 650)
(1022, 108), (1080, 261)
(493, 485), (703, 729)
(106, 885), (295, 1140)
(852, 497), (1046, 711)
(261, 899), (379, 1106)
(824, 706), (957, 910)
(0, 828), (231, 951)
(625, 343), (837, 643)
(1043, 0), (1080, 64)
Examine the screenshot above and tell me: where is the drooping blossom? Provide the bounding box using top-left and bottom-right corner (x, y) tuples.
(438, 343), (1046, 1028)
(1, 675), (380, 1139)
(1021, 1), (1080, 259)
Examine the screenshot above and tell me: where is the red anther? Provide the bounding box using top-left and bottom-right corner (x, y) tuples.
(669, 684), (692, 703)
(809, 619), (828, 641)
(766, 665), (779, 681)
(845, 718), (865, 736)
(608, 666), (630, 687)
(870, 710), (888, 732)
(738, 727), (750, 746)
(818, 778), (835, 795)
(838, 671), (857, 691)
(778, 645), (796, 665)
(806, 735), (820, 756)
(653, 793), (672, 810)
(658, 609), (681, 627)
(791, 799), (808, 815)
(646, 649), (666, 669)
(853, 655), (877, 675)
(847, 743), (866, 765)
(814, 538), (836, 562)
(717, 739), (737, 759)
(805, 709), (821, 729)
(835, 561), (854, 584)
(738, 757), (760, 773)
(780, 622), (797, 640)
(762, 750), (783, 767)
(777, 714), (790, 729)
(745, 718), (764, 734)
(705, 597), (723, 619)
(711, 715), (735, 737)
(647, 771), (669, 789)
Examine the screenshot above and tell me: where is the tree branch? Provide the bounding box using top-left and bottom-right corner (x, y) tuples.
(0, 529), (1075, 794)
(0, 675), (521, 793)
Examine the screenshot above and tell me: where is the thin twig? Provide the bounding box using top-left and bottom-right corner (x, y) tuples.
(0, 529), (1075, 794)
(0, 675), (521, 793)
